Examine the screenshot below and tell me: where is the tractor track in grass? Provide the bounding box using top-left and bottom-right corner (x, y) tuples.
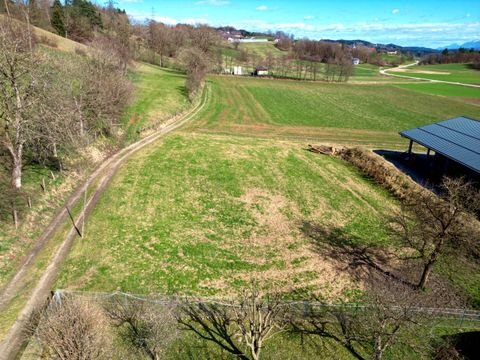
(0, 85), (209, 360)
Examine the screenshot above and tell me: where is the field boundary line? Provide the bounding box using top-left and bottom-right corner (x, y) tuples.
(0, 84), (210, 360)
(57, 290), (480, 322)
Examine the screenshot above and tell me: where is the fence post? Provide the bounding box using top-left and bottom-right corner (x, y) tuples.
(460, 309), (465, 328)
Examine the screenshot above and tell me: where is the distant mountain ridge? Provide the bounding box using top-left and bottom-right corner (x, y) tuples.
(437, 40), (480, 50)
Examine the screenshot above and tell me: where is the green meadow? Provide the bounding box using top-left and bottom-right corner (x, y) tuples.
(391, 63), (480, 84)
(56, 133), (395, 297)
(123, 63), (190, 139)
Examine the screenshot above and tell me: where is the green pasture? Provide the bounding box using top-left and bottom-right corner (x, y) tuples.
(56, 133), (395, 297)
(123, 63), (190, 140)
(394, 83), (480, 105)
(391, 63), (480, 84)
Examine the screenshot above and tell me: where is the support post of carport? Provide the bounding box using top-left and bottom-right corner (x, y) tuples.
(427, 148), (431, 156)
(407, 140), (413, 155)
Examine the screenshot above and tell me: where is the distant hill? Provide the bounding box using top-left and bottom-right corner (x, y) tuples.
(322, 39), (438, 56)
(215, 26), (438, 56)
(437, 41), (480, 50)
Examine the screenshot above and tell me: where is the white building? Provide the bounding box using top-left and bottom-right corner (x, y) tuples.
(233, 66), (243, 75)
(352, 58), (360, 65)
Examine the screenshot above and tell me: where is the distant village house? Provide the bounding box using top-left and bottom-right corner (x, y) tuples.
(352, 58), (360, 65)
(253, 66), (269, 76)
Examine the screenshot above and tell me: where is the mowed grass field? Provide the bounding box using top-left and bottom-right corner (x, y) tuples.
(394, 83), (480, 105)
(390, 63), (480, 84)
(185, 76), (480, 147)
(56, 133), (394, 298)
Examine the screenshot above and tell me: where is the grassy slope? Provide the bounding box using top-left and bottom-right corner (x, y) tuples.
(0, 14), (87, 53)
(185, 76), (480, 147)
(390, 63), (480, 84)
(56, 133), (394, 298)
(123, 64), (189, 140)
(238, 41), (284, 57)
(34, 26), (88, 53)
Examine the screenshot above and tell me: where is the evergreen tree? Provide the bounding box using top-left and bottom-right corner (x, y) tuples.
(51, 0), (65, 36)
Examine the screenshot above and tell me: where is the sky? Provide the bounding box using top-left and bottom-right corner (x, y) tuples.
(118, 0), (480, 48)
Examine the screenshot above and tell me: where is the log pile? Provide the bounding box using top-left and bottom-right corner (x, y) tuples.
(306, 144), (338, 155)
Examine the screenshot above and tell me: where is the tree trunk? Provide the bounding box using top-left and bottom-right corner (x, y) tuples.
(418, 260), (435, 289)
(12, 206), (18, 229)
(12, 151), (22, 190)
(4, 0), (10, 16)
(375, 337), (384, 360)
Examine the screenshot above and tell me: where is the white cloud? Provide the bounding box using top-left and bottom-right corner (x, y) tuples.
(256, 5), (268, 11)
(392, 9), (400, 15)
(195, 0), (229, 5)
(182, 18), (209, 25)
(304, 15), (315, 20)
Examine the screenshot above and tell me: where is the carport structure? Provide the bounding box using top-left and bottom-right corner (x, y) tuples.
(400, 116), (480, 176)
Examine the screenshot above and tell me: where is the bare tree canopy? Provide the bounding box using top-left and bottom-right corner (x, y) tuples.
(0, 18), (39, 190)
(390, 177), (480, 289)
(177, 283), (286, 360)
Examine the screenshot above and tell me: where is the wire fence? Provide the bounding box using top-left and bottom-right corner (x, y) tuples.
(52, 289), (480, 330)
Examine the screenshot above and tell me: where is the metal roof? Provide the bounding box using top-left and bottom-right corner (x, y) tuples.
(400, 116), (480, 174)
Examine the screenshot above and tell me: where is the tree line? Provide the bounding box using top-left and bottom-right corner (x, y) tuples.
(28, 275), (471, 360)
(0, 2), (222, 226)
(421, 48), (480, 68)
(0, 16), (132, 225)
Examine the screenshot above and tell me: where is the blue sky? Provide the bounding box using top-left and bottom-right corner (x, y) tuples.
(118, 0), (479, 48)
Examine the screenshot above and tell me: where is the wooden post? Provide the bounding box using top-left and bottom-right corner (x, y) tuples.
(426, 148), (431, 156)
(81, 185), (87, 237)
(12, 206), (18, 230)
(27, 195), (32, 209)
(41, 177), (46, 192)
(66, 206), (82, 238)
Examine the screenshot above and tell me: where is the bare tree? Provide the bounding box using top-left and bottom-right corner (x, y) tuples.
(28, 296), (113, 360)
(290, 279), (436, 360)
(104, 295), (179, 360)
(180, 47), (209, 99)
(390, 177), (480, 289)
(177, 284), (286, 360)
(0, 18), (39, 189)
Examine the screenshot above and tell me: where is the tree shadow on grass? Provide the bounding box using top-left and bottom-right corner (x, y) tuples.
(301, 221), (416, 289)
(176, 85), (189, 99)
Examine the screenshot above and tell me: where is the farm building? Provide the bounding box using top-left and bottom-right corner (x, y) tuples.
(352, 58), (360, 65)
(253, 66), (269, 76)
(400, 116), (480, 180)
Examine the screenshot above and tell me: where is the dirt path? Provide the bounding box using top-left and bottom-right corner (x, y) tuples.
(380, 61), (480, 88)
(0, 86), (209, 360)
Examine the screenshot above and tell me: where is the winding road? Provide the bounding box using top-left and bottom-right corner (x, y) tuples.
(0, 86), (209, 360)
